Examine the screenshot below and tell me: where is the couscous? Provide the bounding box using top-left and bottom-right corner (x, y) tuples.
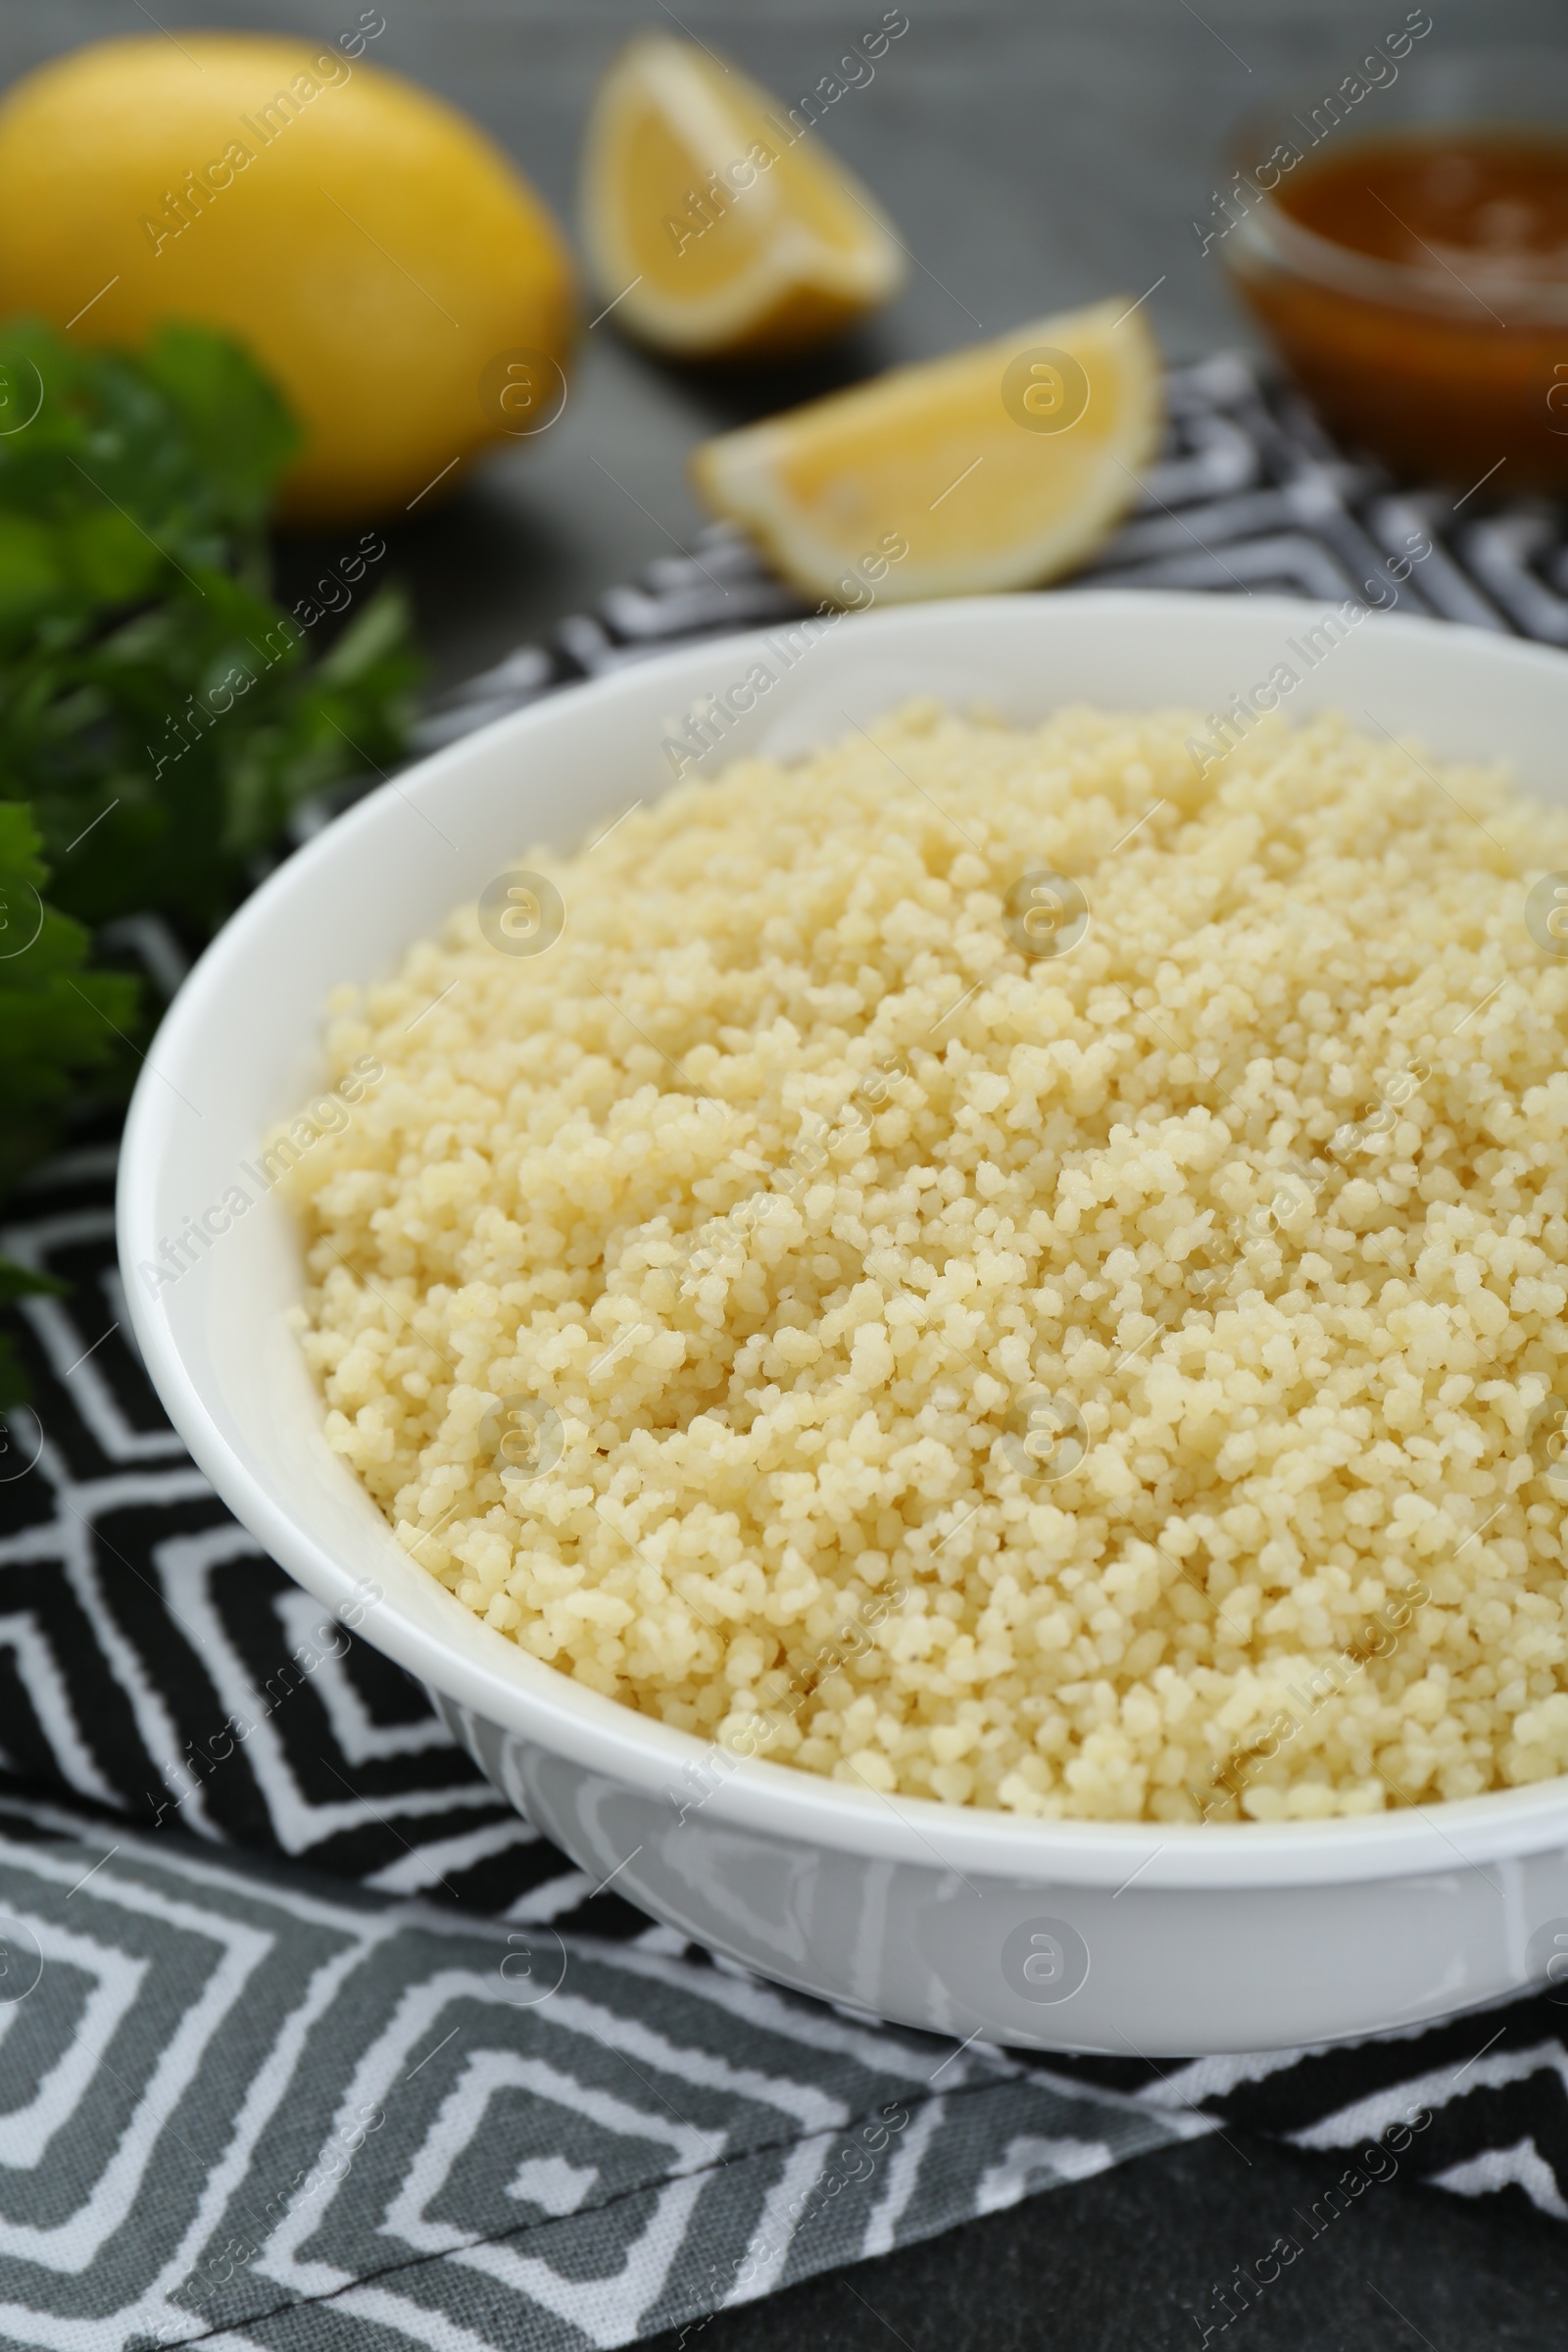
(284, 702), (1568, 1822)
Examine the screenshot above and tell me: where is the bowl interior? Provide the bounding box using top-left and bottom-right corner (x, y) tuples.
(119, 591), (1568, 1885)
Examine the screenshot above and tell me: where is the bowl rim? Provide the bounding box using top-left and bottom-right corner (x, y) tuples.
(1225, 193), (1568, 326)
(1219, 66), (1568, 325)
(119, 587), (1568, 1897)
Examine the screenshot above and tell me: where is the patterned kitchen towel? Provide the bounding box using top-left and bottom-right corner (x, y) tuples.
(3, 353), (1568, 2351)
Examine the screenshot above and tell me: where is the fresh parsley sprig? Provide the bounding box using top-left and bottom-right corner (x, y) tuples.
(0, 317), (421, 1402)
(0, 317), (419, 928)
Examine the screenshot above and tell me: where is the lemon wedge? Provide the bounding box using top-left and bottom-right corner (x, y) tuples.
(579, 33), (905, 358)
(691, 298), (1163, 603)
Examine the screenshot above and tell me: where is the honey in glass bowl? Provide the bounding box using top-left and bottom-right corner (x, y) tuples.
(1224, 117), (1568, 489)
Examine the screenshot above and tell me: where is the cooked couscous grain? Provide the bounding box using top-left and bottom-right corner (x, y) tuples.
(285, 703), (1568, 1822)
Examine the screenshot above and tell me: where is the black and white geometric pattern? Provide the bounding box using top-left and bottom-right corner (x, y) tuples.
(0, 1793), (1207, 2350)
(6, 352), (1568, 2348)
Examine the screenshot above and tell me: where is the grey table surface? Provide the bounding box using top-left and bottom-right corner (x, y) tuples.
(6, 2), (1568, 2344)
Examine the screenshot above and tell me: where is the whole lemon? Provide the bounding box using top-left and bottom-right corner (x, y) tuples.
(0, 34), (574, 522)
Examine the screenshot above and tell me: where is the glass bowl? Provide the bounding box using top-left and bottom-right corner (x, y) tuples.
(1220, 50), (1568, 491)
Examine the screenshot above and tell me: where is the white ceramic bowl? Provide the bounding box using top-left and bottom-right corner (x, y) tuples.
(120, 592), (1568, 2056)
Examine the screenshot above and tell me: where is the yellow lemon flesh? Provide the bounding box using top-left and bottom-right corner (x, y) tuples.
(0, 35), (574, 523)
(692, 299), (1163, 603)
(580, 33), (905, 359)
